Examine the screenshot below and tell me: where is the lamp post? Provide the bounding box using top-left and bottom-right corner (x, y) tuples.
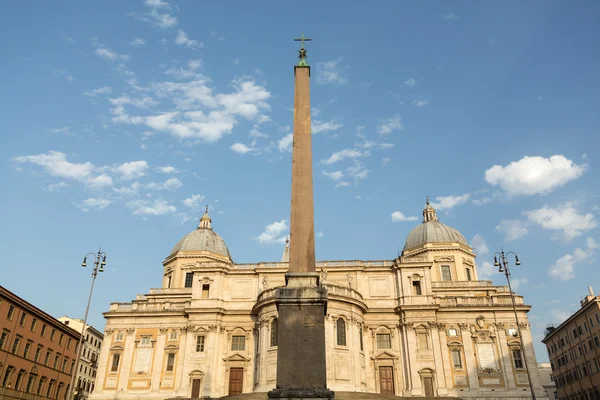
(68, 249), (106, 400)
(493, 249), (536, 400)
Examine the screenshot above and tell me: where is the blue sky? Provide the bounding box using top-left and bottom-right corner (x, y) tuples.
(1, 1), (599, 362)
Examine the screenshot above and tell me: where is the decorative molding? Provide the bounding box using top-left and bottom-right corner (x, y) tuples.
(493, 322), (506, 330)
(457, 323), (469, 330)
(476, 315), (486, 329)
(462, 257), (475, 267)
(179, 326), (190, 333)
(434, 256), (455, 263)
(519, 322), (530, 331)
(105, 329), (115, 335)
(159, 328), (168, 334)
(125, 328), (135, 334)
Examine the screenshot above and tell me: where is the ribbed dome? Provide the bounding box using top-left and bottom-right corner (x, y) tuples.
(169, 208), (231, 259)
(403, 199), (469, 251)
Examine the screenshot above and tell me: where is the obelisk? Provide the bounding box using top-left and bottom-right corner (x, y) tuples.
(268, 35), (334, 400)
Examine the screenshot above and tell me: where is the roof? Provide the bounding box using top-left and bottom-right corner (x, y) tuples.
(168, 208), (231, 259)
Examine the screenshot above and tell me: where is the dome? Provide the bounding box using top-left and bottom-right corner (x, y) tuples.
(169, 208), (231, 259)
(403, 199), (469, 251)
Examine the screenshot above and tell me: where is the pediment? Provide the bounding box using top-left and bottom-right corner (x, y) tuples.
(110, 344), (125, 351)
(370, 350), (399, 360)
(434, 256), (455, 262)
(462, 257), (475, 267)
(223, 353), (250, 362)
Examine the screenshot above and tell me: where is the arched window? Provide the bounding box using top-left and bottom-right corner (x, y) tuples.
(270, 319), (278, 347)
(336, 318), (346, 346)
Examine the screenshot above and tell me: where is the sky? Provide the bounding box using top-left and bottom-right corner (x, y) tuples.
(1, 0), (599, 363)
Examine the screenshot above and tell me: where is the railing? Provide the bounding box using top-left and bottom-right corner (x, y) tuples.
(431, 280), (492, 288)
(109, 302), (189, 312)
(239, 260), (394, 269)
(149, 288), (192, 295)
(435, 295), (524, 307)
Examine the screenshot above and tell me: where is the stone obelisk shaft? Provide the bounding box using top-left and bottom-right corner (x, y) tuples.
(289, 66), (315, 273)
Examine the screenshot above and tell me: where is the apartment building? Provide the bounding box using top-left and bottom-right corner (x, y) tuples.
(58, 317), (103, 399)
(0, 286), (81, 400)
(542, 287), (600, 400)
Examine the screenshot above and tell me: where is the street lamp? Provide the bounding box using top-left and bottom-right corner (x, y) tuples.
(493, 249), (536, 400)
(68, 249), (106, 400)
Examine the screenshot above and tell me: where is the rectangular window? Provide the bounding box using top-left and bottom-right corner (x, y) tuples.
(169, 331), (178, 341)
(19, 312), (27, 327)
(44, 350), (52, 365)
(595, 337), (600, 347)
(0, 331), (7, 350)
(196, 336), (205, 352)
(7, 305), (15, 320)
(59, 334), (64, 346)
(507, 328), (518, 337)
(359, 326), (364, 351)
(441, 265), (452, 281)
(2, 366), (14, 388)
(451, 349), (463, 369)
(116, 331), (124, 341)
(418, 332), (428, 349)
(50, 329), (56, 341)
(36, 377), (45, 395)
(15, 370), (26, 391)
(41, 324), (47, 337)
(201, 284), (210, 299)
(466, 268), (472, 281)
(270, 319), (278, 347)
(30, 318), (37, 332)
(166, 353), (175, 372)
(231, 335), (245, 351)
(513, 349), (524, 369)
(184, 272), (194, 288)
(26, 374), (35, 393)
(53, 354), (60, 369)
(68, 338), (72, 350)
(24, 341), (32, 359)
(34, 346), (42, 362)
(447, 329), (458, 337)
(376, 334), (391, 349)
(412, 281), (422, 296)
(140, 336), (151, 345)
(12, 336), (21, 354)
(62, 358), (68, 372)
(111, 354), (120, 372)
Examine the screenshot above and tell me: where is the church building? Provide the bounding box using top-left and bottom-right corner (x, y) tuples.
(89, 201), (547, 399)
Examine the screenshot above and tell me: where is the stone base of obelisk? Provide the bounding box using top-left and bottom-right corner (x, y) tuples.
(267, 273), (334, 400)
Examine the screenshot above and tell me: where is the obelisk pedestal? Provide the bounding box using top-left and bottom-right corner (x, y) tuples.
(267, 46), (334, 400)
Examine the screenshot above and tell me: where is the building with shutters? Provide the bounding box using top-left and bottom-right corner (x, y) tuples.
(89, 202), (546, 399)
(0, 286), (81, 400)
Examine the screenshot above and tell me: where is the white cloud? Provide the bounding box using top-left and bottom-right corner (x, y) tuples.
(312, 120), (343, 134)
(81, 198), (112, 210)
(256, 220), (288, 244)
(157, 165), (177, 174)
(175, 30), (202, 49)
(380, 143), (394, 150)
(278, 133), (293, 152)
(133, 0), (177, 28)
(147, 177), (183, 191)
(316, 231), (324, 238)
(495, 219), (529, 241)
(182, 194), (205, 209)
(511, 276), (528, 291)
(130, 38), (146, 47)
(113, 182), (141, 196)
(116, 160), (149, 180)
(50, 126), (73, 136)
(335, 181), (351, 188)
(404, 78), (416, 87)
(524, 204), (597, 240)
(230, 143), (255, 154)
(12, 151), (113, 188)
(413, 100), (429, 107)
(346, 162), (369, 180)
(444, 13), (459, 20)
(430, 193), (470, 210)
(233, 58), (240, 65)
(114, 78), (271, 143)
(477, 261), (497, 279)
(471, 234), (489, 255)
(249, 125), (269, 139)
(391, 211), (418, 222)
(484, 155), (585, 196)
(47, 182), (68, 192)
(128, 199), (176, 216)
(377, 115), (403, 135)
(110, 95), (157, 109)
(322, 149), (365, 165)
(95, 47), (130, 62)
(322, 171), (344, 181)
(316, 59), (347, 85)
(83, 86), (112, 97)
(548, 237), (597, 280)
(381, 157), (391, 166)
(472, 197), (491, 206)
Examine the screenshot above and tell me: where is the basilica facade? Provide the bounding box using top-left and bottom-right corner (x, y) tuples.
(89, 202), (546, 399)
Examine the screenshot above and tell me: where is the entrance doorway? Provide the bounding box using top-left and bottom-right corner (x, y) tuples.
(228, 368), (244, 395)
(191, 379), (201, 398)
(423, 376), (434, 397)
(379, 366), (394, 395)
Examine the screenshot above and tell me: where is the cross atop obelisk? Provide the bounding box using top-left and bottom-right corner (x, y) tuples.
(268, 35), (333, 399)
(294, 32), (312, 66)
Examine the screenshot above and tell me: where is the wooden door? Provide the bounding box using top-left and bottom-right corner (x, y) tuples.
(379, 366), (394, 395)
(191, 379), (201, 398)
(423, 376), (434, 397)
(228, 368), (244, 395)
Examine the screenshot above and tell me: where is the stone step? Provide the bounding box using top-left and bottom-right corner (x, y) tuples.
(214, 392), (460, 400)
